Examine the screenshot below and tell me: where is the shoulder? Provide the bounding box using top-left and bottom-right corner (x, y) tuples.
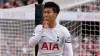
(35, 25), (42, 29)
(58, 24), (70, 37)
(34, 24), (43, 33)
(57, 24), (69, 31)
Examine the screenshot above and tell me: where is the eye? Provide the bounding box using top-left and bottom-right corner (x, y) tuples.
(44, 10), (51, 14)
(47, 11), (50, 14)
(44, 11), (46, 14)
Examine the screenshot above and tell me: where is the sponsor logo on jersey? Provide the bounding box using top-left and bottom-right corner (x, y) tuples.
(41, 42), (59, 50)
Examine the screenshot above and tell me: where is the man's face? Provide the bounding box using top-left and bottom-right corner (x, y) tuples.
(44, 8), (57, 25)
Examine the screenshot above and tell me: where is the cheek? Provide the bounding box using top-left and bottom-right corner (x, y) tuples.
(48, 13), (55, 18)
(48, 15), (54, 21)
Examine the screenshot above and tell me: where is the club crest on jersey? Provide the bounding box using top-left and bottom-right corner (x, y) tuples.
(41, 42), (59, 50)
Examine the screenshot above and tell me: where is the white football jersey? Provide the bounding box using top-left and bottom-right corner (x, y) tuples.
(29, 24), (72, 56)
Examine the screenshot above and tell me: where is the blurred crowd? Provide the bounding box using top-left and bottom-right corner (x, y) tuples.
(0, 36), (33, 56)
(0, 0), (100, 12)
(0, 0), (36, 9)
(69, 2), (100, 12)
(72, 36), (100, 56)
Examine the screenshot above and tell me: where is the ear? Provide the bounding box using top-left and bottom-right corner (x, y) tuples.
(54, 13), (58, 18)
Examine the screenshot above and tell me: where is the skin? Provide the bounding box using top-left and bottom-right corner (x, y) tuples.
(43, 8), (58, 29)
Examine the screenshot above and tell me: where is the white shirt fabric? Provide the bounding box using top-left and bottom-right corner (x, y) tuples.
(29, 24), (73, 56)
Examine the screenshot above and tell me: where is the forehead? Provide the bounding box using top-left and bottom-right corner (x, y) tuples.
(44, 8), (53, 11)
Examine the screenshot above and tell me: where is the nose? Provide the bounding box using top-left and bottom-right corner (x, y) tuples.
(44, 13), (48, 20)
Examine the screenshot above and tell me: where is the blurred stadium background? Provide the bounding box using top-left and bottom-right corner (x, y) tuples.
(0, 0), (100, 56)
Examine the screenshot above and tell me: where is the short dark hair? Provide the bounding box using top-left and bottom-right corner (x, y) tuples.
(44, 2), (60, 14)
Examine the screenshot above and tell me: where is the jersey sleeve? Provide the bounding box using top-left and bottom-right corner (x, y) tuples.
(63, 27), (71, 43)
(62, 27), (73, 56)
(29, 25), (43, 47)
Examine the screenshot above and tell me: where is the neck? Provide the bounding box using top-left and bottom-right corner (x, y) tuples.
(48, 21), (56, 28)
